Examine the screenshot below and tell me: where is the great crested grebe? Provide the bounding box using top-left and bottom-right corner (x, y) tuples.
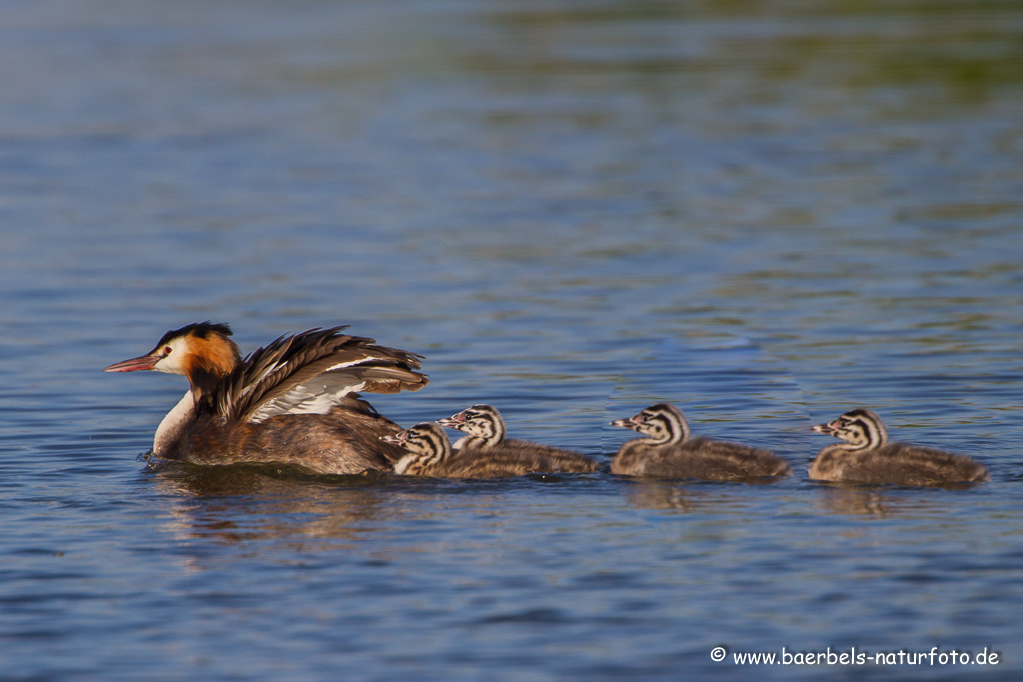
(609, 403), (792, 480)
(437, 403), (600, 466)
(810, 408), (990, 486)
(104, 322), (428, 474)
(436, 403), (503, 449)
(382, 422), (600, 478)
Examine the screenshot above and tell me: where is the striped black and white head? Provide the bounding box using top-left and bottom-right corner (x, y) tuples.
(812, 408), (889, 450)
(381, 422), (452, 474)
(437, 404), (506, 448)
(610, 403), (690, 445)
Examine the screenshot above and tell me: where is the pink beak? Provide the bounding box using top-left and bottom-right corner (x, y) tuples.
(609, 414), (644, 431)
(812, 420), (839, 436)
(104, 354), (160, 372)
(380, 431), (408, 446)
(436, 410), (468, 429)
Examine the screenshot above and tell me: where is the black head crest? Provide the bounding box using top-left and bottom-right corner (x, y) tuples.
(156, 322), (233, 348)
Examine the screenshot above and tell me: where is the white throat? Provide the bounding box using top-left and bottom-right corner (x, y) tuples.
(393, 453), (417, 475)
(153, 391), (195, 456)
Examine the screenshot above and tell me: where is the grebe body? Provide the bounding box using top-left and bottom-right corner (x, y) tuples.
(105, 323), (428, 475)
(437, 403), (600, 471)
(810, 408), (989, 486)
(384, 422), (599, 478)
(609, 403), (791, 481)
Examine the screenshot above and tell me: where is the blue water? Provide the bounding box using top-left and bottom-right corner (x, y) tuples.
(2, 1), (1023, 680)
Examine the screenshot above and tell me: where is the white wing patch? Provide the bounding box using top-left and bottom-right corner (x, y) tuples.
(325, 359), (371, 372)
(247, 374), (367, 423)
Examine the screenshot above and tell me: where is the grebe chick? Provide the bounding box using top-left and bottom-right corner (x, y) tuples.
(436, 404), (504, 449)
(609, 403), (791, 480)
(105, 322), (428, 475)
(383, 422), (599, 478)
(437, 403), (599, 467)
(810, 408), (990, 486)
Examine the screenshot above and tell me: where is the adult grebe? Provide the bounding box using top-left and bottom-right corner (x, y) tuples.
(609, 403), (791, 480)
(104, 322), (428, 474)
(810, 408), (990, 486)
(383, 422), (600, 478)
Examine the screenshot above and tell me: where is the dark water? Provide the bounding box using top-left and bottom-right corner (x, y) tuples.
(2, 1), (1022, 679)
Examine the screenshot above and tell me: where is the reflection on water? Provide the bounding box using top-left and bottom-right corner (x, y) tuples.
(618, 479), (771, 513)
(810, 485), (981, 518)
(149, 466), (395, 553)
(148, 464), (610, 552)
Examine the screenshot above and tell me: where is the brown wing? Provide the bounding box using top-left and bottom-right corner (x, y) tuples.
(205, 327), (427, 423)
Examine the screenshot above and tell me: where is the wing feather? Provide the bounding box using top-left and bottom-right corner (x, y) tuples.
(203, 327), (428, 423)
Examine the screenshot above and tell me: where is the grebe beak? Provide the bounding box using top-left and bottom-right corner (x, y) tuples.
(380, 432), (407, 446)
(104, 353), (160, 372)
(437, 409), (468, 427)
(811, 422), (837, 436)
(609, 415), (643, 431)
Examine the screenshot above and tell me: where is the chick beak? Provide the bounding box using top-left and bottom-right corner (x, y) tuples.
(380, 431), (407, 446)
(609, 414), (644, 431)
(812, 421), (838, 436)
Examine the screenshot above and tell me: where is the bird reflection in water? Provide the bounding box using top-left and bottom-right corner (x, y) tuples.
(812, 484), (965, 518)
(146, 462), (406, 551)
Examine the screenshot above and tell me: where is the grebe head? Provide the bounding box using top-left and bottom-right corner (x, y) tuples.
(381, 422), (451, 472)
(436, 404), (505, 446)
(104, 322), (241, 392)
(610, 403), (690, 445)
(812, 408), (889, 449)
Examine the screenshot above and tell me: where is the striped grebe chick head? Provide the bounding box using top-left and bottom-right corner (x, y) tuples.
(812, 408), (889, 450)
(610, 403), (690, 445)
(437, 404), (505, 447)
(381, 422), (452, 474)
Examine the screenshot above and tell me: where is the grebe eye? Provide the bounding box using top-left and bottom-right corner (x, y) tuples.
(164, 346), (173, 355)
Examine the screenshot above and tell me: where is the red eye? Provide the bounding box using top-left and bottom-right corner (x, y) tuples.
(164, 346), (173, 355)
